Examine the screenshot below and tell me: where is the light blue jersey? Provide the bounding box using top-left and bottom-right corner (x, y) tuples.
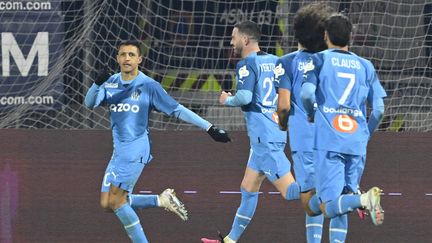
(275, 50), (318, 192)
(87, 71), (178, 163)
(275, 50), (315, 152)
(236, 51), (286, 144)
(303, 49), (387, 155)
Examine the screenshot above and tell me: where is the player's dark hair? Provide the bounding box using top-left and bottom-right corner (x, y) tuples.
(234, 20), (261, 42)
(324, 13), (352, 47)
(117, 41), (142, 56)
(294, 3), (335, 52)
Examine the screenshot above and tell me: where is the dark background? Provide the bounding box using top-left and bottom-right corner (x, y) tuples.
(0, 130), (431, 242)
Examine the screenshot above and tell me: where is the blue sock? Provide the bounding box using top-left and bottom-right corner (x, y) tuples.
(228, 188), (259, 241)
(325, 194), (361, 218)
(129, 194), (158, 209)
(329, 214), (348, 243)
(308, 195), (322, 215)
(285, 182), (300, 200)
(114, 203), (148, 243)
(306, 213), (324, 243)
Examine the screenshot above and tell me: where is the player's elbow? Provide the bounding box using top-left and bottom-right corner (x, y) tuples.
(373, 99), (385, 120)
(277, 105), (290, 116)
(300, 90), (314, 108)
(84, 99), (94, 108)
(237, 96), (251, 106)
(236, 90), (253, 106)
(372, 108), (385, 123)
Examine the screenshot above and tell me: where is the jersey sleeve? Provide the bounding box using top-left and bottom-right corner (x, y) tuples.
(84, 83), (106, 108)
(149, 82), (179, 116)
(367, 67), (387, 104)
(236, 60), (256, 92)
(302, 53), (323, 86)
(274, 58), (292, 91)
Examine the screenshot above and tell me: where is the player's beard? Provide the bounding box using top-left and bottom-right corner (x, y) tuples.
(233, 45), (243, 58)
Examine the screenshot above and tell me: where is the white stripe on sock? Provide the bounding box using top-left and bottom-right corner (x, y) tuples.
(124, 220), (140, 229)
(330, 228), (347, 233)
(306, 223), (323, 228)
(235, 213), (252, 221)
(338, 195), (345, 214)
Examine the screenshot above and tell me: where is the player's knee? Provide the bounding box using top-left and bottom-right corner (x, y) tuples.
(301, 194), (320, 216)
(300, 196), (310, 211)
(107, 195), (127, 211)
(100, 199), (111, 211)
(305, 208), (319, 216)
(107, 200), (118, 211)
(320, 203), (329, 218)
(240, 179), (263, 193)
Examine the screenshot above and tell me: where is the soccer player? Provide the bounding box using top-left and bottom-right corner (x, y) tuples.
(84, 41), (231, 243)
(201, 20), (300, 243)
(301, 13), (386, 242)
(275, 3), (335, 242)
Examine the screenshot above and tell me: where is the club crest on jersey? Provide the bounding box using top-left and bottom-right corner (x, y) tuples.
(274, 63), (285, 80)
(238, 65), (249, 79)
(131, 90), (140, 100)
(105, 82), (118, 88)
(303, 60), (315, 73)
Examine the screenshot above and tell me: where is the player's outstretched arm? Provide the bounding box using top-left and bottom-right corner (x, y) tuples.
(219, 90), (252, 107)
(94, 69), (111, 86)
(172, 104), (231, 143)
(84, 84), (100, 108)
(206, 125), (231, 143)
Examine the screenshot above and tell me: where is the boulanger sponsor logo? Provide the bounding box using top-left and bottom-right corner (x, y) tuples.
(0, 1), (52, 11)
(0, 95), (54, 105)
(323, 106), (364, 117)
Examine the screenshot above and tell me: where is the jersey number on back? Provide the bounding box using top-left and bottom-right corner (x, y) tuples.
(334, 72), (358, 133)
(262, 77), (277, 106)
(337, 72), (355, 105)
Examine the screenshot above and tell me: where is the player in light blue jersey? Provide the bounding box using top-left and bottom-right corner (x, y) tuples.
(275, 3), (335, 243)
(84, 41), (231, 243)
(201, 21), (300, 243)
(301, 13), (386, 241)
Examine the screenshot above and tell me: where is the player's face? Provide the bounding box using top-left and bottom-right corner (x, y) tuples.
(230, 27), (244, 57)
(117, 45), (142, 74)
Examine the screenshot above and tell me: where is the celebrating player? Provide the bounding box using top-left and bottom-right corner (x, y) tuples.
(301, 13), (386, 242)
(201, 20), (300, 243)
(275, 3), (335, 242)
(84, 41), (231, 243)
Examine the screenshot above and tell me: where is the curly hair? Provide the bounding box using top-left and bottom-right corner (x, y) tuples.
(294, 3), (336, 52)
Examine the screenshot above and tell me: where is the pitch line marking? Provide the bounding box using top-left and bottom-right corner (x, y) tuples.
(138, 190), (152, 194)
(268, 192), (281, 195)
(386, 192), (402, 196)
